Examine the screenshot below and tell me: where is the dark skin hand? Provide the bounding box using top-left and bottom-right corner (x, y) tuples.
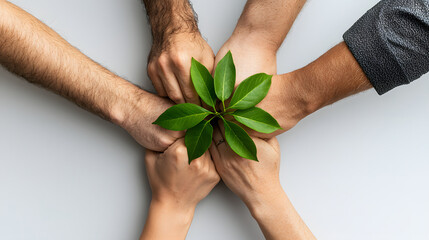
(252, 42), (372, 138)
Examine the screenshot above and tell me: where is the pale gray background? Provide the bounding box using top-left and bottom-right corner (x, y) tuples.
(0, 0), (428, 239)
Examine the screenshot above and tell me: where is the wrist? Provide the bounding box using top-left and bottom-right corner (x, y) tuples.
(247, 187), (289, 222)
(232, 4), (284, 52)
(289, 42), (372, 115)
(243, 183), (285, 217)
(274, 72), (318, 123)
(150, 198), (196, 226)
(149, 31), (202, 60)
(108, 79), (146, 128)
(141, 199), (195, 240)
(229, 27), (279, 53)
(286, 70), (325, 116)
(146, 0), (199, 51)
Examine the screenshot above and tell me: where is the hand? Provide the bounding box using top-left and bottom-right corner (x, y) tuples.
(147, 32), (215, 104)
(254, 42), (373, 139)
(210, 127), (316, 240)
(119, 91), (184, 152)
(252, 73), (311, 138)
(210, 126), (281, 209)
(141, 139), (220, 240)
(215, 0), (306, 85)
(145, 138), (220, 210)
(215, 32), (277, 85)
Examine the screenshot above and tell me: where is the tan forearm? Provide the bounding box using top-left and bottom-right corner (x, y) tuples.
(291, 42), (372, 114)
(233, 0), (306, 51)
(0, 1), (140, 125)
(250, 189), (316, 240)
(140, 201), (194, 240)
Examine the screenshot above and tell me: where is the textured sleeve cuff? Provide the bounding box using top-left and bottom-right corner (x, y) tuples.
(343, 1), (410, 95)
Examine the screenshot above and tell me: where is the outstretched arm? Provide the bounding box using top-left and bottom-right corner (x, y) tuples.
(141, 139), (219, 240)
(143, 0), (214, 105)
(256, 42), (372, 137)
(254, 0), (429, 138)
(0, 1), (182, 151)
(215, 0), (306, 83)
(210, 128), (315, 240)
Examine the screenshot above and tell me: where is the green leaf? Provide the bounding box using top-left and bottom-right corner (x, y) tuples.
(190, 58), (217, 109)
(222, 118), (258, 161)
(185, 120), (213, 163)
(153, 103), (212, 131)
(214, 51), (236, 102)
(232, 107), (281, 134)
(228, 73), (272, 110)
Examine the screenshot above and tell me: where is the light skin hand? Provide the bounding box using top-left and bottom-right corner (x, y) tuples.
(0, 1), (182, 152)
(210, 127), (315, 240)
(141, 139), (220, 240)
(215, 0), (306, 84)
(121, 92), (184, 151)
(143, 0), (215, 105)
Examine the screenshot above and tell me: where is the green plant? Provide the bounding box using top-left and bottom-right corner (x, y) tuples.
(153, 51), (281, 163)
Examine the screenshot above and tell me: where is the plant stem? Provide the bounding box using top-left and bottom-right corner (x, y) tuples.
(207, 115), (216, 123)
(222, 101), (226, 113)
(222, 111), (234, 116)
(212, 104), (218, 114)
(219, 114), (225, 122)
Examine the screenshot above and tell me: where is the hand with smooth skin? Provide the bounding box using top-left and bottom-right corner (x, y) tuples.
(143, 0), (215, 105)
(0, 1), (182, 151)
(141, 139), (220, 240)
(210, 128), (315, 240)
(215, 0), (306, 84)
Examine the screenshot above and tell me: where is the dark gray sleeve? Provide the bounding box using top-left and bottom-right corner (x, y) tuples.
(343, 0), (429, 95)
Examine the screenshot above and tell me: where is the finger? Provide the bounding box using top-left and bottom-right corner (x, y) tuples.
(209, 129), (223, 169)
(209, 140), (220, 163)
(217, 119), (226, 140)
(159, 66), (185, 104)
(174, 67), (200, 105)
(212, 125), (228, 155)
(147, 64), (167, 97)
(152, 75), (168, 97)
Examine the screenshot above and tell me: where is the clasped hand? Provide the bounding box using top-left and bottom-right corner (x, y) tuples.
(144, 30), (284, 206)
(141, 13), (315, 238)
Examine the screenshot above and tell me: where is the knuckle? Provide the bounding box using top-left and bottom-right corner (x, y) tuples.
(157, 54), (169, 67)
(158, 136), (173, 150)
(223, 160), (233, 171)
(172, 51), (188, 67)
(182, 89), (196, 101)
(190, 159), (204, 171)
(173, 144), (187, 158)
(147, 63), (157, 77)
(169, 91), (183, 103)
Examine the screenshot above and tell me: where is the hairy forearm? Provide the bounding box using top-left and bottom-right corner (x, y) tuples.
(233, 0), (306, 51)
(143, 0), (199, 51)
(292, 42), (372, 114)
(140, 201), (194, 240)
(250, 188), (315, 240)
(0, 1), (140, 125)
